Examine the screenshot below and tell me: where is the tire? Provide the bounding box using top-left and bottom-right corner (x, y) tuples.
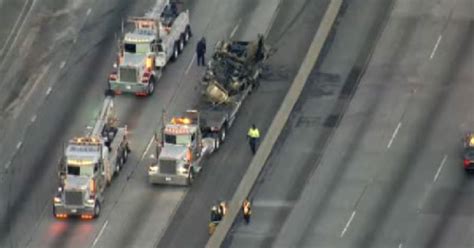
(186, 25), (192, 40)
(184, 30), (190, 43)
(116, 155), (125, 174)
(172, 44), (179, 61)
(220, 125), (227, 143)
(214, 134), (220, 150)
(94, 201), (101, 218)
(179, 38), (184, 54)
(123, 147), (129, 163)
(187, 169), (195, 185)
(147, 78), (155, 95)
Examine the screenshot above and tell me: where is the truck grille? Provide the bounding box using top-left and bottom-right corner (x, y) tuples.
(65, 191), (83, 206)
(159, 159), (177, 174)
(119, 67), (138, 83)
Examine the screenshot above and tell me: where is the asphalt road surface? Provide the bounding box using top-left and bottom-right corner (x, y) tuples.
(156, 0), (331, 247)
(0, 0), (295, 248)
(227, 0), (474, 247)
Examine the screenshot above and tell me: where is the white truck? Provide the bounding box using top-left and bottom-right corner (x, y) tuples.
(109, 0), (191, 96)
(148, 110), (215, 185)
(53, 91), (131, 219)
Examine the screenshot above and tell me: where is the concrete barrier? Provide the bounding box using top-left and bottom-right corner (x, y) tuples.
(205, 1), (343, 247)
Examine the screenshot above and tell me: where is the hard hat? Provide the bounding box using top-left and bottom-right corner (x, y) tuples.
(212, 206), (217, 211)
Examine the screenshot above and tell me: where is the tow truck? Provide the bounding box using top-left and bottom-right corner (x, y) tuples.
(148, 110), (215, 185)
(53, 91), (130, 219)
(109, 0), (191, 96)
(463, 133), (474, 171)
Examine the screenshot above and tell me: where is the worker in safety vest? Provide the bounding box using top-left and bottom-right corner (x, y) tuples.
(247, 124), (260, 155)
(242, 199), (252, 224)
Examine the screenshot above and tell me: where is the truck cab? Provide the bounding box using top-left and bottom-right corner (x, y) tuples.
(53, 137), (107, 219)
(108, 1), (191, 96)
(109, 21), (161, 96)
(148, 111), (214, 185)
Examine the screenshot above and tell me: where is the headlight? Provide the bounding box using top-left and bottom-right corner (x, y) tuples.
(54, 197), (62, 204)
(86, 199), (95, 205)
(177, 167), (188, 175)
(149, 166), (158, 173)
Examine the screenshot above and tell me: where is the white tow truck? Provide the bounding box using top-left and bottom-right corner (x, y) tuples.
(148, 110), (215, 185)
(109, 0), (191, 96)
(53, 91), (130, 219)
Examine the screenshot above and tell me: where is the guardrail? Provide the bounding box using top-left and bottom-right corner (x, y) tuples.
(205, 0), (344, 247)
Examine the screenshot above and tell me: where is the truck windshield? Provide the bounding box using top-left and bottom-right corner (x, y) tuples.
(165, 134), (191, 145)
(67, 164), (94, 177)
(124, 43), (149, 54)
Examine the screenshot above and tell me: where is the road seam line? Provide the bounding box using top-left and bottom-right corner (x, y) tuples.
(46, 86), (52, 96)
(340, 211), (356, 237)
(433, 155), (447, 182)
(92, 220), (108, 248)
(387, 122), (402, 149)
(229, 19), (241, 38)
(185, 54), (196, 74)
(429, 35), (442, 60)
(141, 135), (155, 161)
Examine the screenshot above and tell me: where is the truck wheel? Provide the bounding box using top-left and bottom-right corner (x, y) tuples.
(214, 134), (220, 150)
(172, 44), (179, 61)
(220, 125), (227, 143)
(185, 25), (192, 42)
(147, 78), (155, 95)
(187, 169), (195, 185)
(179, 38), (184, 54)
(123, 148), (129, 163)
(115, 156), (124, 175)
(94, 201), (101, 218)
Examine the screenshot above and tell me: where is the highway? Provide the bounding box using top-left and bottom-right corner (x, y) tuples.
(157, 0), (331, 247)
(227, 0), (474, 247)
(0, 0), (306, 248)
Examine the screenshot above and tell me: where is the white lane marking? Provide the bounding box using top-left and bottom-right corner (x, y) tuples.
(46, 86), (52, 95)
(433, 155), (448, 182)
(92, 220), (108, 248)
(16, 141), (22, 150)
(429, 35), (442, 59)
(0, 0), (33, 56)
(229, 19), (241, 39)
(340, 211), (356, 237)
(399, 243), (403, 248)
(387, 122), (402, 149)
(30, 114), (37, 123)
(59, 60), (66, 69)
(5, 161), (11, 169)
(185, 54), (196, 75)
(86, 8), (92, 16)
(252, 200), (294, 208)
(141, 136), (155, 161)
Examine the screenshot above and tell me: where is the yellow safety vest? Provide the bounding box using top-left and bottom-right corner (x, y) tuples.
(248, 128), (260, 139)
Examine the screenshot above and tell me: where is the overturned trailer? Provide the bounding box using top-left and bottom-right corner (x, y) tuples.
(197, 35), (270, 149)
